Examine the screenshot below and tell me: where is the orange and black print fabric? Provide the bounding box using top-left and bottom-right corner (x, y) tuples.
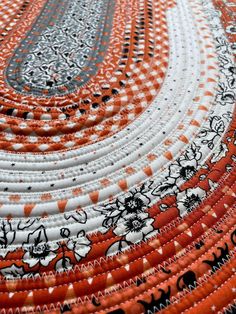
(0, 0), (235, 313)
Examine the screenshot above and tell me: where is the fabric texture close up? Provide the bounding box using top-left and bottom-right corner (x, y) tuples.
(0, 0), (235, 313)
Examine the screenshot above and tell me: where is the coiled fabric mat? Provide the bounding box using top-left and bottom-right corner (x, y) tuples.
(0, 0), (235, 313)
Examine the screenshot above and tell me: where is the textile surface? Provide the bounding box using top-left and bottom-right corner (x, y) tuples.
(0, 0), (235, 313)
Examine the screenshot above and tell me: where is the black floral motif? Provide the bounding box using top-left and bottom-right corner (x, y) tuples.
(222, 111), (233, 122)
(123, 195), (147, 214)
(151, 177), (176, 198)
(96, 183), (152, 231)
(106, 240), (129, 256)
(215, 37), (229, 54)
(66, 230), (91, 262)
(118, 190), (151, 217)
(0, 220), (16, 258)
(211, 142), (228, 163)
(105, 211), (155, 256)
(23, 226), (58, 268)
(17, 218), (40, 230)
(60, 227), (70, 238)
(176, 187), (207, 217)
(226, 23), (236, 35)
(55, 256), (73, 272)
(64, 210), (87, 224)
(221, 62), (236, 90)
(152, 144), (202, 198)
(94, 183), (156, 256)
(0, 264), (24, 278)
(55, 228), (73, 272)
(113, 213), (154, 244)
(0, 264), (39, 279)
(198, 116), (225, 149)
(216, 82), (235, 105)
(169, 143), (202, 182)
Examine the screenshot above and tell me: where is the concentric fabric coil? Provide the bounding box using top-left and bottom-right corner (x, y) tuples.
(0, 0), (235, 313)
